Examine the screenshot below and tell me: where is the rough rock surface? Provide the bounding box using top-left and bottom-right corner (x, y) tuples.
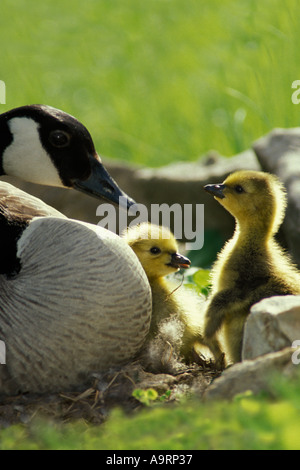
(242, 295), (300, 361)
(205, 293), (300, 401)
(204, 347), (299, 401)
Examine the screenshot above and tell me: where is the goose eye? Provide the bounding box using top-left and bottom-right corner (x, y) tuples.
(234, 185), (244, 194)
(150, 246), (161, 255)
(49, 130), (71, 148)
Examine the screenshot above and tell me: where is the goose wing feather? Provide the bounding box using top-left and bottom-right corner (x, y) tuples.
(0, 181), (66, 222)
(0, 217), (151, 394)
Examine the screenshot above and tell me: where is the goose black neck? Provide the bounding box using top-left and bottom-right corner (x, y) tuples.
(0, 205), (28, 277)
(0, 112), (13, 175)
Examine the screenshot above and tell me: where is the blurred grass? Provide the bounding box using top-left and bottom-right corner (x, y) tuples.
(1, 0), (300, 166)
(1, 372), (300, 450)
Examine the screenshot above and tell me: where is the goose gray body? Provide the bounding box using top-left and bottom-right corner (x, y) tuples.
(0, 105), (152, 395)
(0, 218), (151, 394)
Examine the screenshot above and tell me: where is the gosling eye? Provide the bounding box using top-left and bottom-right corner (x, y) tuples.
(150, 246), (161, 255)
(234, 185), (245, 194)
(49, 130), (71, 148)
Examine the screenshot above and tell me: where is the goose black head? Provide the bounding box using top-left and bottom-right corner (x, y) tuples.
(0, 104), (135, 208)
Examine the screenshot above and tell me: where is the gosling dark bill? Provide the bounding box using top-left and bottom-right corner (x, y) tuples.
(204, 184), (226, 199)
(167, 253), (191, 269)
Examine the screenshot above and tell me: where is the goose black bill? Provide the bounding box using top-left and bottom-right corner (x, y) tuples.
(73, 154), (136, 209)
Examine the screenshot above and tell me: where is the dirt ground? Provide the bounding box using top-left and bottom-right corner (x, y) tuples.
(0, 356), (222, 428)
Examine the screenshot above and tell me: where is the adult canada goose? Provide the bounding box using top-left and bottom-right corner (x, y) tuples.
(123, 223), (206, 371)
(0, 104), (135, 209)
(203, 170), (300, 364)
(0, 105), (151, 395)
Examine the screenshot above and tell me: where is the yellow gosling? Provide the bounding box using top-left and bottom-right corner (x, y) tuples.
(123, 222), (207, 371)
(203, 170), (300, 365)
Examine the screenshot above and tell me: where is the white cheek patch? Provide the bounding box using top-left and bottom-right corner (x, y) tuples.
(2, 117), (64, 187)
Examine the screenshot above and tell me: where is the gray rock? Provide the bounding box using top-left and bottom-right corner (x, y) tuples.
(253, 128), (300, 267)
(204, 347), (299, 401)
(205, 294), (300, 401)
(1, 149), (260, 242)
(242, 295), (300, 361)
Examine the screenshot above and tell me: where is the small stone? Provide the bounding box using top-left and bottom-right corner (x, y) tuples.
(242, 295), (300, 361)
(204, 347), (298, 401)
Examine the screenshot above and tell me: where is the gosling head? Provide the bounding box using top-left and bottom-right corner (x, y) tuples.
(123, 223), (191, 281)
(204, 170), (287, 235)
(0, 104), (135, 208)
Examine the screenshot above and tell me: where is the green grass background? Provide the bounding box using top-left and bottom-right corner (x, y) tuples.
(1, 0), (300, 450)
(1, 0), (300, 166)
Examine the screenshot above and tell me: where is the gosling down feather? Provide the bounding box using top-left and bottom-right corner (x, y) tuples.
(0, 105), (151, 395)
(123, 223), (206, 371)
(203, 170), (300, 364)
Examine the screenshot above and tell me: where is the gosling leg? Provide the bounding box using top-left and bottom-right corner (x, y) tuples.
(223, 315), (247, 364)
